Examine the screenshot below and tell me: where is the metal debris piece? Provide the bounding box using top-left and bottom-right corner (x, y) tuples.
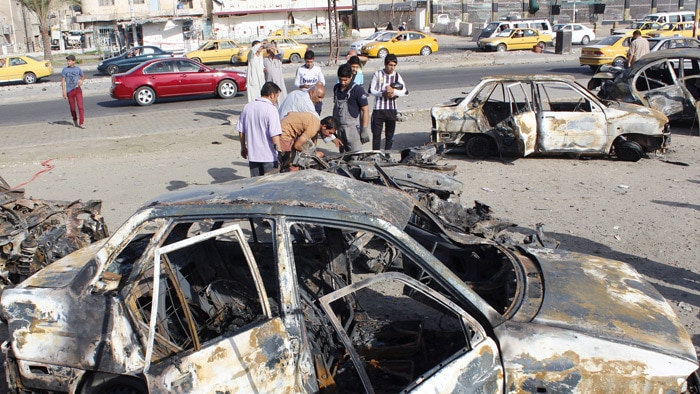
(0, 175), (109, 288)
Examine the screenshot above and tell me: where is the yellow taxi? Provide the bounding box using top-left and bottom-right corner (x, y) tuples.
(185, 40), (249, 64)
(270, 24), (313, 37)
(361, 31), (438, 58)
(579, 34), (631, 70)
(236, 37), (308, 63)
(612, 21), (662, 36)
(477, 28), (552, 52)
(647, 22), (696, 38)
(0, 55), (53, 84)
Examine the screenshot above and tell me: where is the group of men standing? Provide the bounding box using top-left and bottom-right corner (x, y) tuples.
(237, 46), (408, 178)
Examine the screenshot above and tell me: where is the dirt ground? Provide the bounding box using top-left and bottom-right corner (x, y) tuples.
(1, 109), (699, 362)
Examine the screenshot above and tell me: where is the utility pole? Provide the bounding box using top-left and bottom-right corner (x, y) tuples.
(8, 0), (18, 52)
(129, 0), (137, 46)
(327, 0), (340, 65)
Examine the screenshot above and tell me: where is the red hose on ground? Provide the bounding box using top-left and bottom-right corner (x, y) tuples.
(12, 158), (55, 190)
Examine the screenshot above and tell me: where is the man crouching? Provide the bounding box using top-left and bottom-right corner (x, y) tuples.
(278, 113), (339, 171)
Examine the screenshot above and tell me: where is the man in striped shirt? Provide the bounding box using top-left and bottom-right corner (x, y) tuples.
(368, 54), (407, 150)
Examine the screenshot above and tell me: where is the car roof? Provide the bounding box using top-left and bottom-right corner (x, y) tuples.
(145, 171), (416, 229)
(480, 74), (577, 82)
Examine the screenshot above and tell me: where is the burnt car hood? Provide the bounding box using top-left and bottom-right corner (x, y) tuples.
(523, 246), (696, 362)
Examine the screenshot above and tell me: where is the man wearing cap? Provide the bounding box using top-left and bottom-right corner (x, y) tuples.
(61, 55), (86, 128)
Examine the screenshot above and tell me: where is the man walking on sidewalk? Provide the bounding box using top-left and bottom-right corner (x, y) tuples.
(61, 54), (86, 128)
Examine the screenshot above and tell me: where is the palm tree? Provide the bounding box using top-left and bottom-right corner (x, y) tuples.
(17, 0), (53, 60)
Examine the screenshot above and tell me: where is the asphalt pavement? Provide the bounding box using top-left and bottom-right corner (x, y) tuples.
(0, 34), (584, 151)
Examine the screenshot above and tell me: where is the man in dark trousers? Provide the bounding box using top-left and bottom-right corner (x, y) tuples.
(368, 54), (407, 151)
(333, 63), (370, 153)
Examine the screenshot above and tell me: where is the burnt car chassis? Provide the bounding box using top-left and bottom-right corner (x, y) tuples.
(0, 175), (109, 289)
(0, 152), (698, 393)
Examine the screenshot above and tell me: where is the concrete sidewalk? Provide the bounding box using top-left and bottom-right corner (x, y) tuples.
(1, 38), (583, 151)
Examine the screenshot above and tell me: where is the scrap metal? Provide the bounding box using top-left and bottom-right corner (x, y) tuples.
(0, 175), (109, 288)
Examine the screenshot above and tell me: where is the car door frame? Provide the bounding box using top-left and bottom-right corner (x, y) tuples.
(535, 80), (608, 154)
(142, 223), (298, 392)
(632, 58), (689, 120)
(318, 271), (504, 393)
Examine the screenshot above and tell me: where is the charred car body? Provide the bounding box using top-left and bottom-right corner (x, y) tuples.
(1, 170), (698, 393)
(588, 49), (700, 123)
(0, 175), (108, 289)
(431, 75), (670, 162)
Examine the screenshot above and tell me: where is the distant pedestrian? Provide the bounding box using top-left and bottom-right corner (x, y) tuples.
(399, 21), (407, 31)
(279, 82), (325, 119)
(237, 82), (283, 177)
(246, 40), (267, 102)
(368, 54), (407, 150)
(386, 21), (394, 31)
(628, 30), (649, 67)
(294, 50), (325, 115)
(61, 54), (86, 128)
(263, 41), (287, 105)
(334, 63), (369, 153)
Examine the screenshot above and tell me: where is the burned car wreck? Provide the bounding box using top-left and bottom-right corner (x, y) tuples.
(588, 49), (700, 123)
(431, 75), (671, 162)
(2, 170), (698, 393)
(0, 175), (108, 289)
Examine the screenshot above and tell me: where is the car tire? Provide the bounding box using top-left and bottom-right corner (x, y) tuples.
(496, 44), (507, 52)
(217, 79), (238, 99)
(465, 135), (495, 159)
(420, 46), (432, 56)
(191, 57), (202, 64)
(615, 140), (644, 162)
(230, 55), (238, 64)
(134, 86), (156, 106)
(537, 41), (546, 49)
(581, 35), (590, 45)
(612, 57), (626, 68)
(23, 72), (37, 84)
(378, 48), (389, 59)
(107, 65), (120, 75)
(289, 53), (302, 63)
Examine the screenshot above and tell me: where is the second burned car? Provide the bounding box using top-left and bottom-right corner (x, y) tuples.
(430, 75), (670, 161)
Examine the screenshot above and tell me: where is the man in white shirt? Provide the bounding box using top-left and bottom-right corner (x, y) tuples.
(294, 50), (325, 115)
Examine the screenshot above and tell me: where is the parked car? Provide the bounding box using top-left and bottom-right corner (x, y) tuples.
(236, 37), (308, 63)
(97, 46), (174, 75)
(110, 57), (246, 106)
(185, 39), (249, 64)
(270, 23), (314, 37)
(1, 170), (698, 393)
(430, 75), (670, 162)
(579, 34), (631, 70)
(588, 49), (700, 122)
(647, 36), (700, 51)
(477, 28), (552, 52)
(361, 30), (438, 58)
(648, 21), (697, 38)
(552, 23), (596, 45)
(611, 21), (662, 36)
(349, 30), (395, 52)
(0, 55), (53, 84)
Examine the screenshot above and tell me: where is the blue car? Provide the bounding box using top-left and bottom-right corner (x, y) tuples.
(97, 46), (173, 75)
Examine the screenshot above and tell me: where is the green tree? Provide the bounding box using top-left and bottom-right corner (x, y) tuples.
(17, 0), (53, 59)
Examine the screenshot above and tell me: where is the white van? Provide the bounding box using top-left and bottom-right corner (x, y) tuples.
(476, 18), (552, 44)
(642, 11), (695, 24)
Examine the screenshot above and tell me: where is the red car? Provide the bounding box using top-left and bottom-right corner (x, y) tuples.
(110, 57), (247, 106)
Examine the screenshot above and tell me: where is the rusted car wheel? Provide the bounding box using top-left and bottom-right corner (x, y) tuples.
(465, 135), (495, 159)
(615, 140), (643, 162)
